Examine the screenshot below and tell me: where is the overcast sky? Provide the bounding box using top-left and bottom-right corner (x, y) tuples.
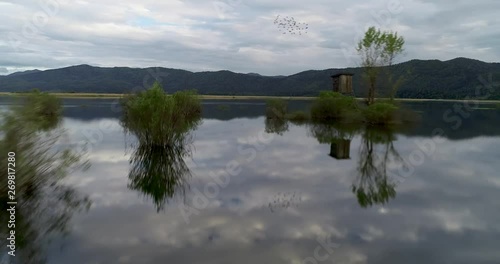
(0, 0), (499, 75)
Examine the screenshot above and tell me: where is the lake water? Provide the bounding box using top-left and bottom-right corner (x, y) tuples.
(2, 99), (500, 264)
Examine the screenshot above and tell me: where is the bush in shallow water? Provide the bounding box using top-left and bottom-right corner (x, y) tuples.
(18, 91), (63, 130)
(266, 98), (287, 120)
(121, 82), (202, 145)
(0, 91), (62, 133)
(0, 92), (90, 263)
(27, 91), (61, 116)
(0, 90), (88, 198)
(310, 91), (362, 122)
(363, 102), (399, 125)
(171, 88), (202, 122)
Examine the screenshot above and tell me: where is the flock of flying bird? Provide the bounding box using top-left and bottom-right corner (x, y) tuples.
(274, 15), (309, 35)
(268, 191), (302, 213)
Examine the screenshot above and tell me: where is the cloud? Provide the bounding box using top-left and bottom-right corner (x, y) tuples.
(0, 0), (498, 75)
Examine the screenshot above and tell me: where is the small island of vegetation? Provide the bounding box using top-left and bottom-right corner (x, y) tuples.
(265, 27), (418, 126)
(119, 81), (202, 211)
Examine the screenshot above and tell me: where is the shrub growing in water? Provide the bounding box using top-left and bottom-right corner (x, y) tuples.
(0, 91), (62, 132)
(17, 91), (62, 130)
(0, 91), (90, 263)
(310, 91), (362, 122)
(121, 82), (202, 146)
(26, 91), (61, 116)
(266, 98), (287, 120)
(363, 102), (398, 125)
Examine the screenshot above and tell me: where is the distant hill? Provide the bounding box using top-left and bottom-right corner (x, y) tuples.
(246, 73), (262, 76)
(0, 58), (499, 99)
(8, 69), (42, 77)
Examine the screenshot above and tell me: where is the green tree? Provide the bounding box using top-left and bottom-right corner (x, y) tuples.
(357, 27), (405, 104)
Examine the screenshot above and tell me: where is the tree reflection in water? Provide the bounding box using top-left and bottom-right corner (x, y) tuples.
(265, 118), (289, 135)
(308, 122), (407, 208)
(0, 94), (90, 264)
(308, 122), (361, 160)
(353, 127), (407, 208)
(127, 139), (193, 212)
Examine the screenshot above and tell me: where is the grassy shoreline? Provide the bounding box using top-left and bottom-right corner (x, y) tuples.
(0, 92), (499, 103)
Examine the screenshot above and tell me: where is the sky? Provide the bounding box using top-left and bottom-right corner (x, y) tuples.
(0, 0), (499, 76)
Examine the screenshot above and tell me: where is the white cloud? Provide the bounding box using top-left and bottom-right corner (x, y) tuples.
(1, 0), (499, 75)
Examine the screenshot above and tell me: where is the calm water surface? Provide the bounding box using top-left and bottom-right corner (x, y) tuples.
(2, 99), (500, 264)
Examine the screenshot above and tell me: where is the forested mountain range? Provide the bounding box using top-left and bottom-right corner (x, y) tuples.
(1, 57), (499, 99)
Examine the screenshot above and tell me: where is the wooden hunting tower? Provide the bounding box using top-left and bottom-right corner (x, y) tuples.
(331, 73), (354, 94)
(329, 139), (351, 160)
